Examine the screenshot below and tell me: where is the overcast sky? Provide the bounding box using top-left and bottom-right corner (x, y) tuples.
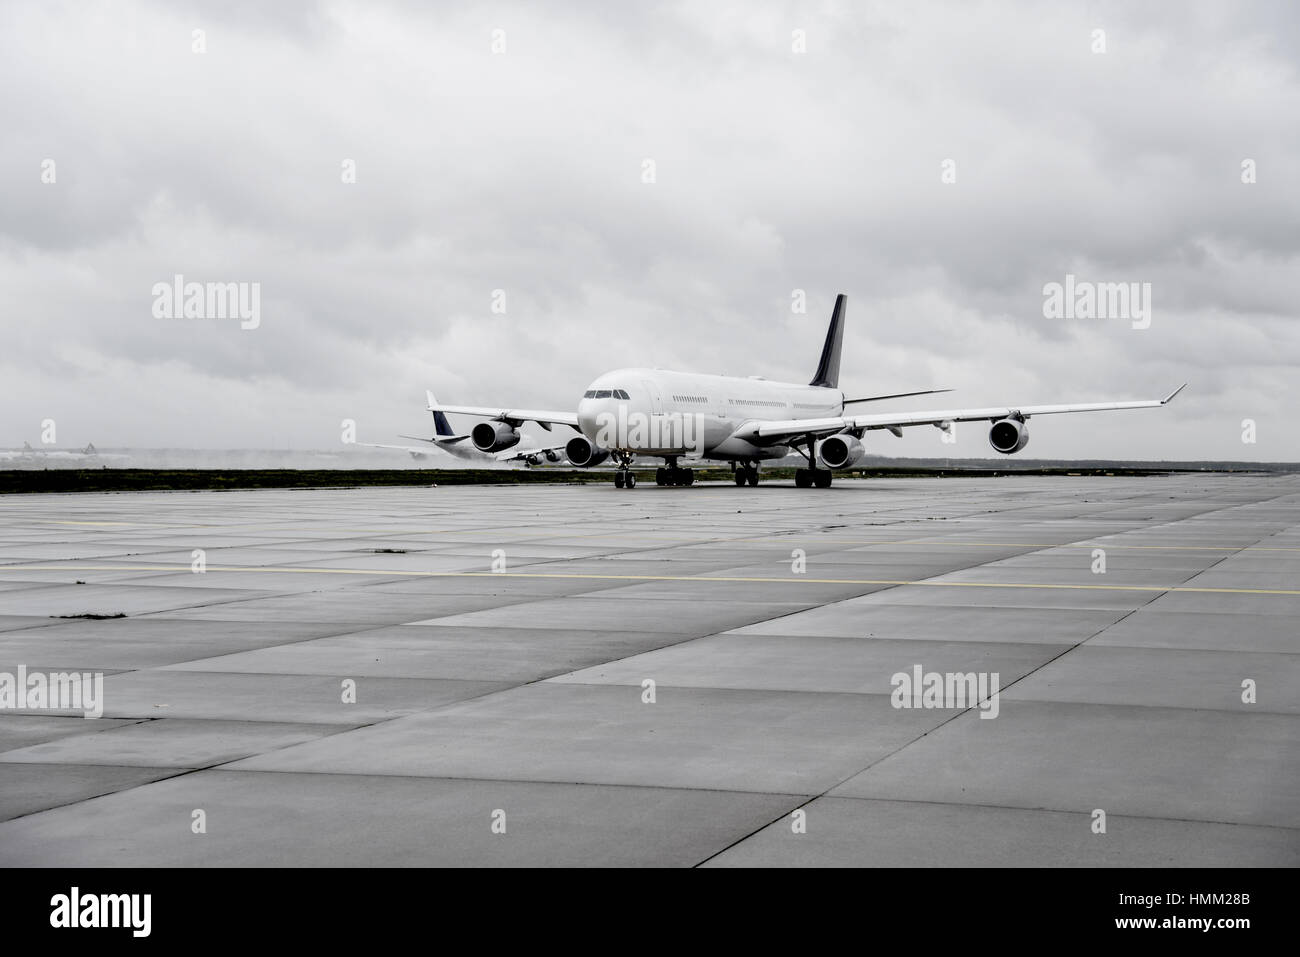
(2, 0), (1297, 461)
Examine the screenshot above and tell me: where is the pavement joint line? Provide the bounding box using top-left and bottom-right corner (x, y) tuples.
(3, 564), (1299, 595)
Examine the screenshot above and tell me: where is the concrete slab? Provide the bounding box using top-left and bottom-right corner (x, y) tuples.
(1004, 645), (1300, 713)
(831, 701), (1299, 828)
(0, 763), (184, 823)
(704, 797), (1300, 867)
(228, 683), (949, 795)
(0, 715), (141, 753)
(549, 634), (1062, 695)
(0, 770), (800, 867)
(0, 718), (345, 768)
(411, 595), (821, 633)
(0, 617), (358, 670)
(728, 603), (1128, 643)
(160, 624), (702, 683)
(91, 671), (510, 724)
(1088, 610), (1300, 653)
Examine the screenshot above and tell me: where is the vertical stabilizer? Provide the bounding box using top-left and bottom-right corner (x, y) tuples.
(809, 294), (846, 389)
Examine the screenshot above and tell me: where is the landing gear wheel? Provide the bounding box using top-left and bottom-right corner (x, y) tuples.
(685, 469), (694, 486)
(656, 468), (666, 486)
(614, 471), (625, 489)
(747, 469), (759, 487)
(734, 469), (746, 486)
(814, 470), (832, 488)
(795, 469), (811, 488)
(626, 472), (637, 489)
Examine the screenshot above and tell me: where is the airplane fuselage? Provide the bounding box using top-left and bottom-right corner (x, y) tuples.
(576, 367), (843, 461)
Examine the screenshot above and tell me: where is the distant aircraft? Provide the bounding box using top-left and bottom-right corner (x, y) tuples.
(362, 395), (568, 466)
(0, 442), (129, 465)
(420, 294), (1183, 489)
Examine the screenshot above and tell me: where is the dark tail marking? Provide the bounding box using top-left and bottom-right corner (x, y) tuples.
(809, 294), (846, 389)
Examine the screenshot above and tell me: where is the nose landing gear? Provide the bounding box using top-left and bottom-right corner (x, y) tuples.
(613, 451), (639, 489)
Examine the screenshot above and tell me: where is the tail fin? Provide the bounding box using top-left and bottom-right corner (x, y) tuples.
(809, 294), (846, 389)
(426, 392), (455, 437)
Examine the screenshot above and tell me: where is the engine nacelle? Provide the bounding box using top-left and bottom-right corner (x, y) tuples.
(817, 434), (866, 470)
(544, 449), (562, 462)
(565, 435), (609, 468)
(988, 418), (1029, 454)
(472, 421), (520, 453)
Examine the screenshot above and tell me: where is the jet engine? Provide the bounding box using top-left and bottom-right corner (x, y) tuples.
(817, 434), (866, 470)
(988, 418), (1029, 454)
(565, 435), (610, 468)
(472, 421), (521, 453)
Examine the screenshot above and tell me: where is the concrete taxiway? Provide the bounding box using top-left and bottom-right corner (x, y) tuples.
(0, 473), (1297, 866)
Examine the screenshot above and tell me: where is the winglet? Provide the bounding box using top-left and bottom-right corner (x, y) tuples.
(1162, 383), (1187, 404)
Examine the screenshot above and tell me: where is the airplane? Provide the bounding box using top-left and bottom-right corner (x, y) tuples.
(424, 294), (1185, 489)
(0, 442), (129, 465)
(361, 396), (568, 466)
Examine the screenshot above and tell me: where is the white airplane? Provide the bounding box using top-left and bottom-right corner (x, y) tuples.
(362, 398), (568, 466)
(426, 294), (1185, 489)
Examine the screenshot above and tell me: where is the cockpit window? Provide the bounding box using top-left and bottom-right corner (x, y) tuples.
(583, 390), (597, 398)
(594, 389), (611, 398)
(615, 389), (629, 399)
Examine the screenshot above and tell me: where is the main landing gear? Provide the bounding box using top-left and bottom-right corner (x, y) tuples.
(795, 468), (832, 488)
(655, 464), (694, 486)
(794, 433), (833, 488)
(732, 462), (760, 486)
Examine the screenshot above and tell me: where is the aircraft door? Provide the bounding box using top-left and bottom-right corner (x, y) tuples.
(641, 380), (663, 415)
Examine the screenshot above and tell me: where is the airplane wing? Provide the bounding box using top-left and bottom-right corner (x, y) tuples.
(426, 391), (579, 432)
(749, 384), (1186, 443)
(358, 442), (448, 459)
(397, 432), (472, 446)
